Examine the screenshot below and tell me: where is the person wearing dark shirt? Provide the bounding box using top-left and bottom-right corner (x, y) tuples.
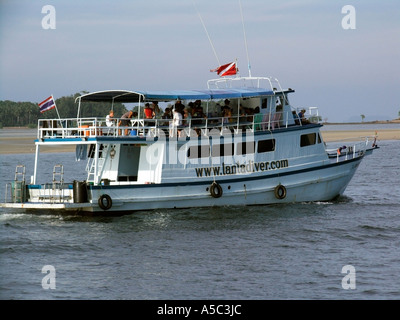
(118, 110), (133, 135)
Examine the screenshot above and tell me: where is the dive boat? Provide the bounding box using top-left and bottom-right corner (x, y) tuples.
(0, 76), (378, 214)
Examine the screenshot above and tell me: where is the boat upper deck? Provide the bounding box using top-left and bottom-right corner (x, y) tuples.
(36, 112), (319, 142)
(36, 77), (321, 142)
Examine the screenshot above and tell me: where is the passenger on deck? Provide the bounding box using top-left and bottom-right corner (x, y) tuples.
(105, 110), (115, 135)
(173, 108), (183, 125)
(222, 105), (232, 124)
(191, 103), (206, 136)
(246, 108), (254, 122)
(118, 110), (134, 136)
(298, 109), (309, 124)
(298, 109), (305, 119)
(144, 103), (153, 119)
(106, 110), (114, 127)
(193, 106), (207, 121)
(253, 107), (264, 131)
(292, 111), (300, 125)
(170, 105), (183, 137)
(162, 108), (172, 120)
(174, 100), (184, 112)
(239, 105), (254, 126)
(222, 99), (231, 114)
(152, 101), (161, 118)
(183, 108), (192, 126)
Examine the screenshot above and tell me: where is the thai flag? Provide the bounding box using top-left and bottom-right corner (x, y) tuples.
(38, 96), (56, 113)
(210, 61), (237, 77)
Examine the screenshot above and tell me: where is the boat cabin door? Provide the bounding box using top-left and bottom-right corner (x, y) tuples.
(136, 142), (164, 184)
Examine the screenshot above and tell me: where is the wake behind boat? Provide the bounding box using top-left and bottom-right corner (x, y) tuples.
(0, 76), (378, 214)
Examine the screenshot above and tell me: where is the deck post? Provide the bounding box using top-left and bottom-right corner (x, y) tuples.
(94, 142), (99, 185)
(33, 144), (40, 184)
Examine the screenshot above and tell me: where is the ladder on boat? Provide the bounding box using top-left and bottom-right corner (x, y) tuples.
(87, 157), (106, 183)
(15, 165), (26, 182)
(11, 165), (26, 203)
(52, 164), (64, 202)
(37, 164), (70, 203)
(53, 164), (64, 186)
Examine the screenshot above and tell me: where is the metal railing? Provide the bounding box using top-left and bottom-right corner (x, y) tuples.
(325, 136), (374, 162)
(37, 111), (315, 140)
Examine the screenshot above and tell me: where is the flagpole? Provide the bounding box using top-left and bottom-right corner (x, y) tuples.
(51, 95), (64, 134)
(52, 94), (61, 120)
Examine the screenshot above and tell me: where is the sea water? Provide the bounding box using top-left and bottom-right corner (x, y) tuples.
(0, 138), (399, 300)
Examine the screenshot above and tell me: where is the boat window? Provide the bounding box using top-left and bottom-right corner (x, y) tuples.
(236, 141), (255, 155)
(187, 145), (210, 159)
(300, 133), (317, 147)
(258, 139), (276, 153)
(211, 143), (234, 157)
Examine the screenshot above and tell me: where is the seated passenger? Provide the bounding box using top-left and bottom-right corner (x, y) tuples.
(298, 109), (309, 124)
(292, 111), (300, 125)
(162, 108), (172, 119)
(106, 110), (114, 127)
(223, 99), (231, 113)
(221, 105), (232, 124)
(192, 106), (207, 124)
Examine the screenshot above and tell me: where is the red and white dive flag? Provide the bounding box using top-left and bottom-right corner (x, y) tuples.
(210, 61), (237, 77)
(38, 96), (56, 113)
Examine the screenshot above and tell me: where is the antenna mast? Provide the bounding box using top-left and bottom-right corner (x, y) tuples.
(239, 0), (251, 77)
(193, 0), (221, 66)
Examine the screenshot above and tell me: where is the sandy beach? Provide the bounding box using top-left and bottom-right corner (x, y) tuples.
(0, 127), (399, 154)
(321, 129), (400, 142)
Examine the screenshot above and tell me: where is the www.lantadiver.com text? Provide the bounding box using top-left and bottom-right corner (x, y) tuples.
(195, 159), (289, 177)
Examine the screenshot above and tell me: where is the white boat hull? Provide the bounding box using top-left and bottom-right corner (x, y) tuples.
(88, 157), (360, 212)
(3, 155), (358, 214)
(0, 156), (362, 214)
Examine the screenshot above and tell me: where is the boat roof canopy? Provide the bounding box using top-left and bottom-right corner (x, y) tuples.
(76, 87), (275, 104)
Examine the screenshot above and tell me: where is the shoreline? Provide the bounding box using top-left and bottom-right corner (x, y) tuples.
(321, 129), (399, 142)
(0, 127), (399, 154)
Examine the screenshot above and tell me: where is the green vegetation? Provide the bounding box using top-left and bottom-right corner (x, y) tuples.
(0, 92), (128, 127)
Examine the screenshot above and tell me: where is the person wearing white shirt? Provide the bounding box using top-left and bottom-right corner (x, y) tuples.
(170, 107), (183, 137)
(106, 110), (114, 127)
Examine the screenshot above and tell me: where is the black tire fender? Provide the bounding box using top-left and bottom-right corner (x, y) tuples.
(210, 182), (223, 198)
(274, 184), (286, 200)
(98, 194), (112, 210)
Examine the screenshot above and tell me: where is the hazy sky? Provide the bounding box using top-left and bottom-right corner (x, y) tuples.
(1, 0), (399, 122)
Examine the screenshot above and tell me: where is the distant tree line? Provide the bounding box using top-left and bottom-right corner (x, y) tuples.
(0, 92), (128, 128)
